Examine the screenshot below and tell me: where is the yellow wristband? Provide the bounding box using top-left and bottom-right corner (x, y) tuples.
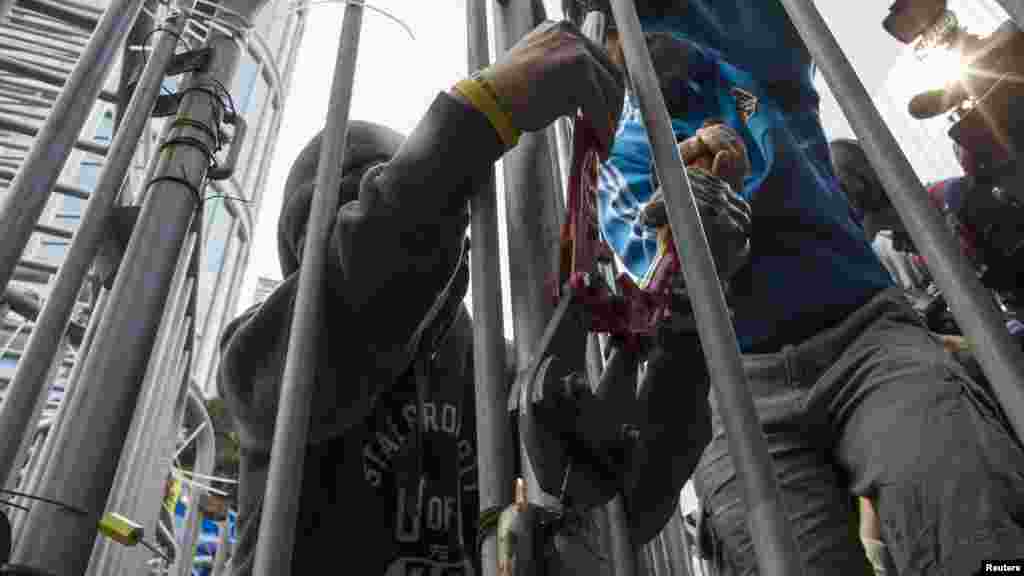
(452, 77), (521, 149)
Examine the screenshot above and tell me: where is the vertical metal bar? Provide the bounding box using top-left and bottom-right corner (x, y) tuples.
(123, 345), (193, 575)
(83, 241), (194, 576)
(467, 1), (511, 575)
(666, 510), (693, 576)
(777, 0), (1024, 445)
(175, 388), (216, 576)
(0, 0), (15, 24)
(0, 0), (145, 293)
(250, 4), (362, 574)
(993, 0), (1024, 29)
(579, 11), (640, 576)
(661, 511), (691, 576)
(606, 495), (638, 576)
(2, 335), (68, 499)
(606, 1), (804, 574)
(0, 13), (185, 486)
(491, 0), (563, 509)
(211, 517), (230, 576)
(11, 31), (240, 575)
(8, 288), (109, 543)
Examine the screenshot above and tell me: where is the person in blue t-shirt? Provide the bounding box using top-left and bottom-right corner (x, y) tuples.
(562, 1), (1024, 574)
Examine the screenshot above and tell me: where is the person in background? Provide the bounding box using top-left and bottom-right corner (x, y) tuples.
(562, 1), (1024, 574)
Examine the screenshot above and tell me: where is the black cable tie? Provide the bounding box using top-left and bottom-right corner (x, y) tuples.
(169, 117), (220, 145)
(149, 175), (203, 204)
(159, 135), (215, 165)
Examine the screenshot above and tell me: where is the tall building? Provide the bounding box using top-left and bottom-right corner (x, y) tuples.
(0, 0), (307, 455)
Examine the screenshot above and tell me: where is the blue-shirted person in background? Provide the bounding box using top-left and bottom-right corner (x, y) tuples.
(562, 1), (1024, 574)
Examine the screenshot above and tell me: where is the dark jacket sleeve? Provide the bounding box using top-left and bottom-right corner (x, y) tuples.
(218, 93), (505, 454)
(325, 92), (505, 417)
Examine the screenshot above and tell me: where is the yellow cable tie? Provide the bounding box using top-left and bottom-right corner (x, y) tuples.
(453, 77), (521, 150)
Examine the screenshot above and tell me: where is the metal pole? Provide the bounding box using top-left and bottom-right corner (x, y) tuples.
(490, 0), (563, 509)
(0, 13), (185, 486)
(606, 495), (638, 576)
(663, 511), (691, 576)
(777, 0), (1024, 445)
(175, 388), (216, 576)
(993, 0), (1024, 30)
(8, 288), (109, 543)
(123, 346), (193, 575)
(467, 1), (511, 575)
(579, 12), (640, 576)
(606, 1), (804, 574)
(11, 31), (240, 575)
(0, 0), (15, 25)
(251, 4), (362, 574)
(0, 0), (145, 294)
(83, 253), (193, 576)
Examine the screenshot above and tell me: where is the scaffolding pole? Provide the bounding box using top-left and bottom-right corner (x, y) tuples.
(83, 245), (194, 575)
(0, 0), (144, 294)
(490, 0), (563, 510)
(466, 1), (511, 575)
(11, 30), (240, 575)
(777, 0), (1024, 445)
(250, 3), (362, 574)
(606, 1), (804, 574)
(173, 387), (217, 576)
(994, 0), (1024, 30)
(7, 289), (108, 545)
(0, 13), (184, 487)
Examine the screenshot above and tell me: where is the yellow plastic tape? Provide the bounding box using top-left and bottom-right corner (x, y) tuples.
(452, 77), (521, 149)
(98, 512), (144, 546)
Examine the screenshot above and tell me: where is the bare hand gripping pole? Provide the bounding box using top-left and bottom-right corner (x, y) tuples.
(605, 1), (805, 574)
(776, 0), (1024, 446)
(251, 2), (363, 574)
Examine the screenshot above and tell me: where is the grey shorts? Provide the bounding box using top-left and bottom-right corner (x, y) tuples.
(694, 288), (1024, 575)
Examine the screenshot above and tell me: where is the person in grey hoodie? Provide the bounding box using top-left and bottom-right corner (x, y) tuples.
(217, 18), (718, 575)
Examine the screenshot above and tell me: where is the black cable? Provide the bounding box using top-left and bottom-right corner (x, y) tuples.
(150, 174), (203, 204)
(0, 499), (29, 513)
(139, 26), (188, 54)
(0, 488), (87, 516)
(202, 77), (238, 122)
(169, 117), (220, 147)
(201, 193), (254, 206)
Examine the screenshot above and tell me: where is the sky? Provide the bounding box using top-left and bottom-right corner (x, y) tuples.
(236, 0), (939, 328)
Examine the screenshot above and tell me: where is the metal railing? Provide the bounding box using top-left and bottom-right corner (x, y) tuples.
(0, 0), (1019, 574)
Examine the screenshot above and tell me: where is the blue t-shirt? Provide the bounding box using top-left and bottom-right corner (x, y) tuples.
(598, 3), (893, 352)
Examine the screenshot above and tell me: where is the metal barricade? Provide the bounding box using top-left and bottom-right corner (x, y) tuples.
(605, 1), (805, 574)
(0, 12), (187, 486)
(466, 2), (512, 576)
(250, 2), (363, 574)
(0, 0), (145, 291)
(11, 26), (242, 575)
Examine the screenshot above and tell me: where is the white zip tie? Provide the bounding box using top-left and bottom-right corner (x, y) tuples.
(173, 420), (207, 460)
(176, 468), (239, 484)
(170, 470), (230, 496)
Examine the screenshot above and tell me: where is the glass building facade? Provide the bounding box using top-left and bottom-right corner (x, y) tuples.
(0, 0), (307, 457)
